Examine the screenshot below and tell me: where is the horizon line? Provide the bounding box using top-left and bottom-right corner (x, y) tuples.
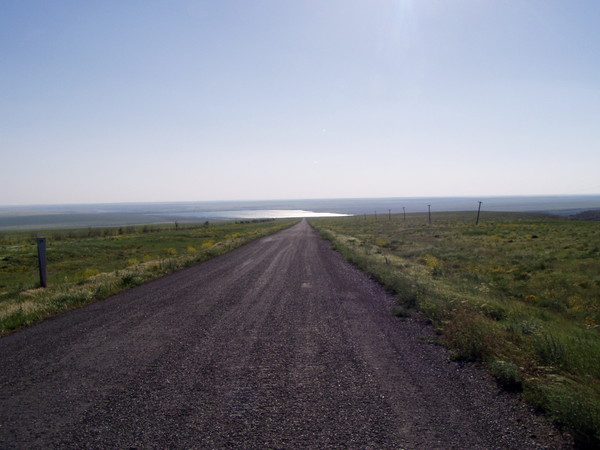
(2, 193), (600, 209)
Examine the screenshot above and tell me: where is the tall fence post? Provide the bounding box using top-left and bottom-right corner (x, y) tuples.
(36, 237), (47, 288)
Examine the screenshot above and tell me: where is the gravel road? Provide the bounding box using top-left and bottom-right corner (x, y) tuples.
(0, 220), (571, 448)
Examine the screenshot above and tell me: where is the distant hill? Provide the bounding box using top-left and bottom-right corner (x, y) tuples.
(570, 210), (600, 221)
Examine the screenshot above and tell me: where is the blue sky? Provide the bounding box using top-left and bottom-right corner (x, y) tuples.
(1, 0), (599, 205)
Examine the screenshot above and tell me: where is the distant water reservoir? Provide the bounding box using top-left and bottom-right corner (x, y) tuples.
(179, 209), (350, 219)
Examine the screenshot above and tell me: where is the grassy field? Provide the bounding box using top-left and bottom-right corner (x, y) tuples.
(310, 212), (600, 447)
(0, 219), (296, 335)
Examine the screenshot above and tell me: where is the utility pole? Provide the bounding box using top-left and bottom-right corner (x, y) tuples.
(476, 201), (483, 225)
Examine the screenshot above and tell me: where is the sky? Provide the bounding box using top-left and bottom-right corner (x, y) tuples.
(1, 0), (599, 206)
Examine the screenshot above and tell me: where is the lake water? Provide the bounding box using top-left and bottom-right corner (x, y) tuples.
(178, 209), (350, 219)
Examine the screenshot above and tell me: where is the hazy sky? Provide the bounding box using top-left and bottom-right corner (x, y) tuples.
(2, 0), (599, 206)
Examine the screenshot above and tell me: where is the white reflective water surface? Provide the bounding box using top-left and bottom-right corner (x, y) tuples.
(180, 209), (350, 219)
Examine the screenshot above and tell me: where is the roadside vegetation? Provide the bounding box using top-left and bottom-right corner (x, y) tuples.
(0, 219), (296, 335)
(311, 211), (600, 447)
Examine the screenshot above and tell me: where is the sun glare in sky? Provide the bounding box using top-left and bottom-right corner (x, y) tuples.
(1, 0), (599, 206)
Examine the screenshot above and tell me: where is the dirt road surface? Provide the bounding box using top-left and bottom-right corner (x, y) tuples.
(0, 220), (570, 448)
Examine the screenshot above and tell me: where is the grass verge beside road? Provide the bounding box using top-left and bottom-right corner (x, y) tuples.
(0, 219), (297, 335)
(310, 212), (600, 447)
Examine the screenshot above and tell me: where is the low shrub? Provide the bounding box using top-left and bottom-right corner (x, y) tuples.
(524, 379), (600, 448)
(390, 305), (411, 319)
(444, 310), (500, 362)
(489, 359), (522, 390)
(534, 331), (568, 368)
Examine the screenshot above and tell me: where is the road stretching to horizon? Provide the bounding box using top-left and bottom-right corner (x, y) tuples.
(0, 220), (569, 448)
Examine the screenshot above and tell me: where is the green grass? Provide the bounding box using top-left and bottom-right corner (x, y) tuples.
(0, 219), (297, 334)
(310, 211), (600, 447)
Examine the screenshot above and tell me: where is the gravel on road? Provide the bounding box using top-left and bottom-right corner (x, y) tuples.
(0, 220), (571, 448)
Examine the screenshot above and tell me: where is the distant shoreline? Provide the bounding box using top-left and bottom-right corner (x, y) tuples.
(1, 195), (599, 230)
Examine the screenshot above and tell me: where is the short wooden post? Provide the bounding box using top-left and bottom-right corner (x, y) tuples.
(36, 237), (48, 288)
(388, 209), (391, 220)
(403, 207), (406, 222)
(476, 201), (482, 225)
(427, 204), (432, 226)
